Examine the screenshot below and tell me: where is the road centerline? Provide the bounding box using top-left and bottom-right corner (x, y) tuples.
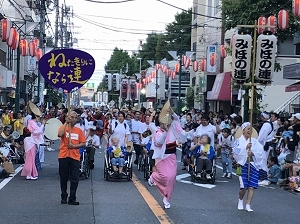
(131, 173), (174, 224)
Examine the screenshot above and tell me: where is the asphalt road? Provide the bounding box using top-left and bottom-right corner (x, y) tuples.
(0, 139), (299, 224)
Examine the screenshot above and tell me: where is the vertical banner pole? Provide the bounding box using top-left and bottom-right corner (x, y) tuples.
(67, 92), (71, 145)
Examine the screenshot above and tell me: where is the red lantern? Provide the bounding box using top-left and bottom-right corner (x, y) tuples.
(220, 45), (227, 58)
(171, 71), (176, 80)
(278, 9), (289, 30)
(293, 0), (300, 17)
(184, 58), (190, 69)
(267, 15), (277, 34)
(167, 69), (171, 77)
(142, 78), (146, 84)
(192, 61), (199, 72)
(6, 28), (19, 50)
(200, 59), (206, 71)
(210, 53), (216, 66)
(162, 65), (168, 74)
(36, 48), (43, 60)
(1, 18), (11, 40)
(19, 39), (28, 56)
(175, 63), (180, 73)
(155, 64), (160, 71)
(257, 16), (267, 34)
(152, 70), (156, 78)
(33, 37), (39, 47)
(182, 55), (187, 65)
(29, 41), (36, 57)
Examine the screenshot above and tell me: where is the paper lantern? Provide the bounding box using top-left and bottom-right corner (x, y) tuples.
(231, 34), (253, 82)
(230, 34), (235, 48)
(33, 37), (39, 48)
(36, 48), (43, 61)
(210, 53), (216, 66)
(255, 34), (277, 83)
(171, 71), (176, 80)
(220, 45), (227, 58)
(267, 15), (277, 34)
(257, 16), (267, 34)
(6, 28), (19, 50)
(278, 9), (289, 30)
(19, 39), (28, 56)
(29, 41), (36, 57)
(155, 64), (160, 71)
(1, 18), (11, 40)
(182, 55), (187, 65)
(200, 59), (206, 71)
(293, 0), (300, 17)
(167, 69), (171, 77)
(162, 65), (168, 73)
(192, 61), (199, 72)
(184, 57), (190, 69)
(175, 63), (180, 73)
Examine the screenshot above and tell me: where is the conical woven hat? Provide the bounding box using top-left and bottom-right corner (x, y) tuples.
(159, 100), (172, 124)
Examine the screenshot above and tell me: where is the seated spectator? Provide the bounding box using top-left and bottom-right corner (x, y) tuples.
(266, 157), (281, 185)
(107, 137), (127, 178)
(195, 134), (215, 179)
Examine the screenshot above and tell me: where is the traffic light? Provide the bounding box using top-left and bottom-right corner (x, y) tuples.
(103, 73), (112, 91)
(121, 80), (128, 100)
(112, 73), (120, 91)
(130, 80), (137, 100)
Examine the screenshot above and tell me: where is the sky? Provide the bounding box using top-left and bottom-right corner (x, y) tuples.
(64, 0), (191, 88)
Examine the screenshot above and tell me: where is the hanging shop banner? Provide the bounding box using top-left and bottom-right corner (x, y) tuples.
(231, 34), (252, 83)
(38, 49), (95, 93)
(255, 34), (277, 83)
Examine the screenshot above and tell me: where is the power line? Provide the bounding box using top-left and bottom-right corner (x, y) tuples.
(84, 0), (136, 3)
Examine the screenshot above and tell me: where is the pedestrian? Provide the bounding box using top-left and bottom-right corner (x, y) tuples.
(233, 122), (264, 212)
(147, 101), (186, 209)
(57, 111), (86, 205)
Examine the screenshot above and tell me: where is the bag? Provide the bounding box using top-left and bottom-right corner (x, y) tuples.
(287, 138), (296, 151)
(0, 168), (9, 178)
(1, 161), (15, 174)
(115, 121), (127, 130)
(236, 165), (242, 176)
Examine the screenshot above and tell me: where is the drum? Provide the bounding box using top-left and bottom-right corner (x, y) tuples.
(44, 118), (63, 140)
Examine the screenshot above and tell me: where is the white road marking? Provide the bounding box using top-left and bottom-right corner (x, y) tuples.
(0, 165), (23, 190)
(215, 164), (237, 176)
(176, 173), (216, 189)
(215, 180), (229, 183)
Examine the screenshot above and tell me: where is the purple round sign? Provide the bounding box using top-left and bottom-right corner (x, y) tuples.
(38, 49), (95, 93)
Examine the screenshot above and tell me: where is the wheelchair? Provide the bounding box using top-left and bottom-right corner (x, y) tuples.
(189, 155), (217, 184)
(79, 146), (93, 180)
(104, 147), (133, 181)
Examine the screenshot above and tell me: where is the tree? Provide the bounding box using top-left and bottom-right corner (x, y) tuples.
(222, 0), (299, 42)
(137, 9), (192, 64)
(104, 47), (135, 75)
(185, 86), (194, 109)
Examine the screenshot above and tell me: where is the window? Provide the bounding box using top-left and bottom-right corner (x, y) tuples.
(207, 0), (212, 16)
(0, 49), (6, 66)
(194, 5), (198, 20)
(214, 0), (220, 15)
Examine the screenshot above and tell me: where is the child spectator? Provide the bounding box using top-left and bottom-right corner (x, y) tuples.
(266, 157), (281, 185)
(218, 128), (234, 179)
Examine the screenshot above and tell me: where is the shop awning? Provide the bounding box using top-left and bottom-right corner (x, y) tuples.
(207, 72), (231, 101)
(285, 81), (300, 92)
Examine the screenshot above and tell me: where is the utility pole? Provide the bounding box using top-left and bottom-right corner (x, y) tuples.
(60, 4), (64, 48)
(37, 0), (46, 103)
(54, 0), (59, 48)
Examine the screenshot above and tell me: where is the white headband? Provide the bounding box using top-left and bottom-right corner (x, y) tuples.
(261, 112), (270, 119)
(241, 122), (250, 130)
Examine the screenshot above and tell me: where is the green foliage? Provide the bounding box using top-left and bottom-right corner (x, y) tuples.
(137, 8), (192, 63)
(185, 86), (195, 109)
(44, 87), (62, 106)
(222, 0), (299, 42)
(104, 47), (135, 75)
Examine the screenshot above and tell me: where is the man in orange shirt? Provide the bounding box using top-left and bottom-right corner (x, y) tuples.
(58, 111), (86, 205)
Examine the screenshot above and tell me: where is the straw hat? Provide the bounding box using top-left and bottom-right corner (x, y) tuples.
(234, 126), (258, 139)
(159, 100), (172, 124)
(28, 102), (42, 117)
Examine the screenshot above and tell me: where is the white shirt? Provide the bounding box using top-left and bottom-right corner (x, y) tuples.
(110, 120), (130, 146)
(86, 134), (100, 147)
(131, 119), (143, 144)
(257, 121), (273, 146)
(195, 124), (217, 147)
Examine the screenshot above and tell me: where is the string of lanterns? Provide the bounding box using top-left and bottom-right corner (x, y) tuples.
(1, 18), (43, 60)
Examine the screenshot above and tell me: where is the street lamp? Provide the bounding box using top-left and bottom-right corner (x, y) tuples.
(137, 57), (142, 73)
